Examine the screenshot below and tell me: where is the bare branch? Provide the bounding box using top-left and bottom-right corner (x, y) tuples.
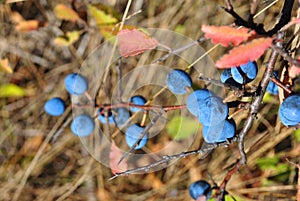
(154, 37), (206, 63)
(223, 0), (295, 36)
(108, 137), (238, 180)
(237, 32), (284, 164)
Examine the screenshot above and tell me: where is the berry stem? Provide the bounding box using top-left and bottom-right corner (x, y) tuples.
(270, 76), (293, 94)
(96, 103), (186, 112)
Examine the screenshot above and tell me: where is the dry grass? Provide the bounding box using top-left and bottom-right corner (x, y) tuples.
(0, 0), (299, 201)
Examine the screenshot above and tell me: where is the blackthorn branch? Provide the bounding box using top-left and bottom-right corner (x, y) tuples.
(237, 32), (284, 164)
(108, 136), (238, 180)
(223, 0), (295, 36)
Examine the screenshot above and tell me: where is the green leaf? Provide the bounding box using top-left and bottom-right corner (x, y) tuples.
(256, 156), (279, 170)
(166, 116), (199, 140)
(0, 84), (26, 98)
(263, 92), (272, 102)
(225, 195), (244, 201)
(274, 164), (289, 174)
(88, 5), (117, 25)
(54, 4), (80, 22)
(294, 128), (300, 142)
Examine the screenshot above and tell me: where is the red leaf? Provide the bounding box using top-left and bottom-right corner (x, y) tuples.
(109, 143), (128, 175)
(216, 38), (273, 68)
(117, 29), (159, 57)
(201, 25), (255, 47)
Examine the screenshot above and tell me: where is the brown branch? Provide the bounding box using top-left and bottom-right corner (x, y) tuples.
(108, 137), (238, 180)
(237, 32), (284, 164)
(223, 0), (295, 36)
(215, 162), (241, 200)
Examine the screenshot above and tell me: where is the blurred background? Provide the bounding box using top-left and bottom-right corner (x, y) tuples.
(0, 0), (299, 200)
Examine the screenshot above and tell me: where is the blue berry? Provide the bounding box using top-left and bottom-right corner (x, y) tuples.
(166, 69), (192, 95)
(125, 124), (148, 149)
(267, 81), (279, 95)
(186, 89), (211, 116)
(189, 180), (212, 200)
(267, 71), (279, 95)
(220, 69), (232, 83)
(231, 61), (258, 84)
(187, 90), (228, 126)
(220, 69), (242, 88)
(279, 94), (300, 126)
(129, 95), (147, 112)
(97, 108), (114, 124)
(202, 119), (236, 143)
(64, 73), (88, 95)
(71, 114), (95, 137)
(44, 97), (65, 116)
(197, 95), (228, 126)
(113, 107), (131, 128)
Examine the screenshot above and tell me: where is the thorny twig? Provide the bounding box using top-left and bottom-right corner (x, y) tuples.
(223, 0), (295, 36)
(154, 37), (206, 63)
(237, 32), (284, 164)
(108, 137), (238, 180)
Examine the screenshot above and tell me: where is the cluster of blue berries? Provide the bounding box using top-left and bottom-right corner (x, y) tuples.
(220, 61), (258, 87)
(98, 96), (148, 150)
(220, 61), (300, 128)
(44, 73), (95, 137)
(166, 69), (235, 143)
(44, 63), (299, 159)
(44, 72), (150, 149)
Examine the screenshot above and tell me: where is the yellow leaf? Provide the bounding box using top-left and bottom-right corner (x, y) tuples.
(0, 59), (13, 73)
(54, 31), (80, 46)
(54, 4), (80, 22)
(88, 5), (117, 25)
(66, 31), (80, 42)
(54, 37), (69, 46)
(0, 84), (26, 98)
